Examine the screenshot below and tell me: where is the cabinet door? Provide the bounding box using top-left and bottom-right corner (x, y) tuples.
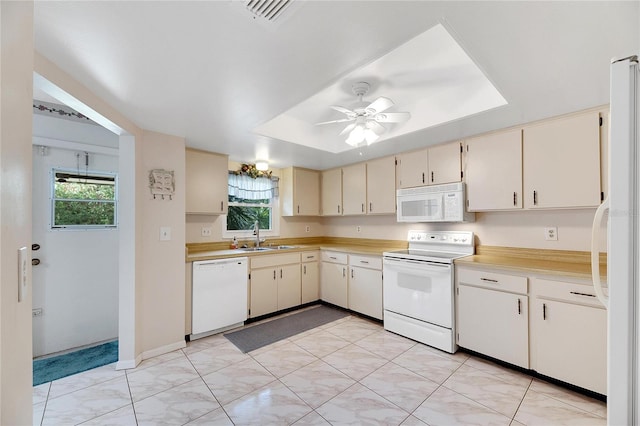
(294, 168), (320, 215)
(366, 156), (396, 215)
(396, 149), (428, 189)
(348, 266), (382, 320)
(320, 262), (348, 308)
(250, 268), (278, 317)
(342, 163), (367, 215)
(301, 261), (319, 304)
(321, 168), (342, 216)
(277, 263), (301, 310)
(428, 142), (462, 185)
(457, 285), (529, 368)
(523, 111), (601, 209)
(465, 130), (523, 211)
(186, 149), (228, 214)
(533, 298), (607, 394)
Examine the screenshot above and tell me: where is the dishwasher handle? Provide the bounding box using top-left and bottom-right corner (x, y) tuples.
(194, 257), (248, 270)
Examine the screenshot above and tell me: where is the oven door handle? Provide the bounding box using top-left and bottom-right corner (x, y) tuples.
(383, 257), (451, 273)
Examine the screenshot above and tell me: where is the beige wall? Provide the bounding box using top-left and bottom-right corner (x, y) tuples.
(1, 1), (34, 423)
(323, 208), (601, 252)
(140, 130), (186, 355)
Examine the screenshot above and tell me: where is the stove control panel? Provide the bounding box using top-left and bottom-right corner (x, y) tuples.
(407, 231), (474, 246)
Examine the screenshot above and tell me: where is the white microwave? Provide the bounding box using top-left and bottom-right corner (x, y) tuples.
(396, 182), (475, 223)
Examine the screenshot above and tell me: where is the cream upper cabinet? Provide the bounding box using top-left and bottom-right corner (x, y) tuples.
(185, 149), (228, 214)
(342, 163), (367, 215)
(428, 142), (462, 185)
(366, 156), (396, 215)
(465, 129), (523, 211)
(321, 168), (342, 216)
(456, 267), (529, 369)
(396, 142), (461, 189)
(396, 149), (428, 188)
(523, 111), (601, 209)
(530, 278), (607, 394)
(281, 167), (320, 216)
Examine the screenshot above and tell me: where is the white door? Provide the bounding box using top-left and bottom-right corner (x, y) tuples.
(383, 258), (453, 327)
(32, 144), (119, 357)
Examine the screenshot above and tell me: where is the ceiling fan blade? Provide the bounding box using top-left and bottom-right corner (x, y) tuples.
(366, 121), (386, 134)
(374, 112), (411, 123)
(331, 105), (356, 116)
(339, 123), (357, 136)
(365, 97), (394, 114)
(315, 118), (354, 125)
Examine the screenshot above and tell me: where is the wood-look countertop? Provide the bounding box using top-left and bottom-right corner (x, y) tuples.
(454, 246), (607, 281)
(186, 237), (406, 263)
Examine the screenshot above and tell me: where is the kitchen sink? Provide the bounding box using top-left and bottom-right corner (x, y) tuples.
(274, 245), (297, 250)
(240, 247), (273, 252)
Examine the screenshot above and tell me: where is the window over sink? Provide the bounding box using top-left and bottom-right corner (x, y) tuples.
(224, 172), (279, 239)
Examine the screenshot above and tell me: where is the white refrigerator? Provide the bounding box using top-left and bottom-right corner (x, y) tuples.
(591, 55), (639, 425)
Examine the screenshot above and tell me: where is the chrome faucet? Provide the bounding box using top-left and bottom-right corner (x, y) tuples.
(253, 220), (260, 248)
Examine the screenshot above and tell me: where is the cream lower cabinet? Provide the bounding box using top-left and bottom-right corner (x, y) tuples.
(301, 251), (320, 304)
(249, 253), (301, 318)
(456, 267), (529, 368)
(530, 278), (607, 394)
(320, 251), (348, 308)
(348, 255), (383, 320)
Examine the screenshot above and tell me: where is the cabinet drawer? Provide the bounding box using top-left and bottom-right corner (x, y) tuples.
(301, 251), (319, 262)
(349, 254), (382, 270)
(532, 278), (605, 309)
(251, 253), (301, 269)
(322, 251), (348, 264)
(457, 267), (527, 294)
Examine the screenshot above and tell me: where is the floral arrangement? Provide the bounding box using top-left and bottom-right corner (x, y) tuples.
(233, 163), (272, 179)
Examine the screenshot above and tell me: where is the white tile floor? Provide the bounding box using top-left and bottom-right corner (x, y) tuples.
(33, 307), (607, 425)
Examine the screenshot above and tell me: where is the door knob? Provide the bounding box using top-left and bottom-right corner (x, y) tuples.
(32, 259), (40, 266)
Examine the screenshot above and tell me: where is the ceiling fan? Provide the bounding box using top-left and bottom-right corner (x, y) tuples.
(316, 81), (411, 146)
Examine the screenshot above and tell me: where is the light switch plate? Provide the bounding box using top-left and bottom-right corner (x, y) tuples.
(160, 227), (171, 241)
(18, 247), (28, 302)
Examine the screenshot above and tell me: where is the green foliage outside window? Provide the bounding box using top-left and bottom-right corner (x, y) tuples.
(227, 196), (271, 231)
(52, 171), (117, 228)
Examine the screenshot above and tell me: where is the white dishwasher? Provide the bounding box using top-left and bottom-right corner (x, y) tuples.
(191, 257), (248, 339)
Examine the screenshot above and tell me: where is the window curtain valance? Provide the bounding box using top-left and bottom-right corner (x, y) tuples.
(228, 172), (279, 200)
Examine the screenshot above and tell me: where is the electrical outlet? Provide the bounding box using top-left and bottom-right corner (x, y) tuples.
(305, 226), (310, 233)
(32, 308), (43, 317)
(544, 227), (558, 241)
(201, 227), (212, 237)
(356, 226), (361, 233)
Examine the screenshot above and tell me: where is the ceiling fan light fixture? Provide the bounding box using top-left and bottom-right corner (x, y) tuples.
(364, 129), (380, 145)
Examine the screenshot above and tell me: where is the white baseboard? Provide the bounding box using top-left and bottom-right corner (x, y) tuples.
(141, 340), (186, 361)
(115, 353), (142, 370)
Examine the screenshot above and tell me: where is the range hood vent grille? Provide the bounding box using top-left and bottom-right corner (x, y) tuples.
(244, 0), (293, 22)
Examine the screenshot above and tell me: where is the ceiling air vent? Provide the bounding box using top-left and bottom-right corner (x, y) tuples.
(243, 0), (294, 22)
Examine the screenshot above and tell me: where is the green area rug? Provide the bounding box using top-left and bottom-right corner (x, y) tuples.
(224, 305), (348, 353)
(33, 340), (118, 386)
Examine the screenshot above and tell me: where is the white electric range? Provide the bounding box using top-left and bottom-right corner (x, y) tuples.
(383, 230), (475, 353)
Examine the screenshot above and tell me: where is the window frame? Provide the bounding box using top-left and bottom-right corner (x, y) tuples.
(223, 175), (280, 240)
(50, 167), (119, 231)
